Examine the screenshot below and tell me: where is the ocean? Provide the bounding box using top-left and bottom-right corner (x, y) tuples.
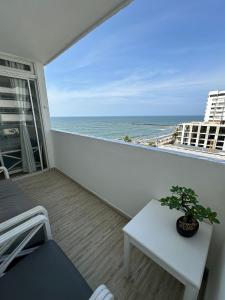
(51, 116), (203, 140)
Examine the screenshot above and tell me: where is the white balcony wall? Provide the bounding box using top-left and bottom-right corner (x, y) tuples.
(205, 237), (225, 300)
(51, 130), (225, 268)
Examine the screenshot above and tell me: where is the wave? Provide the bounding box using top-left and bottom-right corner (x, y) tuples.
(131, 123), (175, 127)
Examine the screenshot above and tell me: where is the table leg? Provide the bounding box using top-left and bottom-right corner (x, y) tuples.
(183, 285), (198, 300)
(124, 234), (131, 277)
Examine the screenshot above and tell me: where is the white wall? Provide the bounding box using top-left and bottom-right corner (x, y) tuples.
(205, 236), (225, 300)
(51, 130), (225, 269)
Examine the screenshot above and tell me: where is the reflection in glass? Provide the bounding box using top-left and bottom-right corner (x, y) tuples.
(0, 75), (46, 176)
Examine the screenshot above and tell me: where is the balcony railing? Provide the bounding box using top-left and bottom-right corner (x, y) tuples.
(51, 129), (225, 272)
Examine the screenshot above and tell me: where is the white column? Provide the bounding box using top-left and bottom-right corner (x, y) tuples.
(196, 125), (201, 147)
(204, 125), (210, 148)
(223, 140), (225, 151)
(181, 124), (185, 144)
(187, 125), (193, 145)
(214, 126), (220, 150)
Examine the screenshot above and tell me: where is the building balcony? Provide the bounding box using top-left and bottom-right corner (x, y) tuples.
(6, 129), (224, 300)
(51, 131), (224, 242)
(0, 0), (224, 298)
(15, 169), (186, 300)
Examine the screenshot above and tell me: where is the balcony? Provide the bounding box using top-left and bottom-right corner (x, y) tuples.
(0, 129), (224, 300)
(51, 129), (225, 224)
(15, 168), (207, 300)
(0, 1), (225, 299)
(49, 129), (225, 281)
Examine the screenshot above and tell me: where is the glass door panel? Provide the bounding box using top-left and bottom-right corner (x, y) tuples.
(29, 80), (48, 169)
(0, 74), (45, 176)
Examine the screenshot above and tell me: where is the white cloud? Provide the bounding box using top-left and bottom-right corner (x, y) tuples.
(48, 67), (225, 107)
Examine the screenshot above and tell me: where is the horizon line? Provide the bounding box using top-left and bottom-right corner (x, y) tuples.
(51, 114), (204, 118)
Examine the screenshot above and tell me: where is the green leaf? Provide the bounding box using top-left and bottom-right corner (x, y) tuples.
(159, 185), (220, 224)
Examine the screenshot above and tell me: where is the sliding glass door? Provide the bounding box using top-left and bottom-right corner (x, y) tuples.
(0, 74), (47, 176)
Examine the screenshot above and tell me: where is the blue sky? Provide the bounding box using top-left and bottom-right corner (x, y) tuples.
(45, 0), (225, 117)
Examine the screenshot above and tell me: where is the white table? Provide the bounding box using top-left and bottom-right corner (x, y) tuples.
(122, 200), (212, 300)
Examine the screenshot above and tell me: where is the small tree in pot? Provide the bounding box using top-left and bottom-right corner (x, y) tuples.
(160, 186), (220, 237)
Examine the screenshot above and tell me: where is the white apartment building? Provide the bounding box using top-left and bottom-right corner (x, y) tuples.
(204, 90), (225, 123)
(176, 90), (225, 151)
(176, 122), (225, 151)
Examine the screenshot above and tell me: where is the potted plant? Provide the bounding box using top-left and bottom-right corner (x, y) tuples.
(160, 186), (220, 237)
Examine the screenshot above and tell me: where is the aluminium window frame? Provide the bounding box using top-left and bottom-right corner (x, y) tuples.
(0, 53), (49, 171)
(0, 52), (34, 76)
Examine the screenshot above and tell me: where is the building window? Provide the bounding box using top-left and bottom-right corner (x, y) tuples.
(192, 126), (198, 132)
(216, 142), (224, 147)
(0, 58), (32, 72)
(218, 136), (225, 141)
(219, 127), (225, 134)
(209, 126), (216, 134)
(200, 126), (207, 133)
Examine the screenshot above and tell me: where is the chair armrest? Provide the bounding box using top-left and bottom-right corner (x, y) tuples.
(0, 167), (9, 179)
(0, 205), (51, 239)
(89, 285), (114, 300)
(0, 214), (51, 276)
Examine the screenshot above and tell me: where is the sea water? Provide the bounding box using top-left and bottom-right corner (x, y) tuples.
(51, 116), (202, 140)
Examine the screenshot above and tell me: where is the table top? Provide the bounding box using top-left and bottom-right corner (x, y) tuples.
(123, 200), (213, 289)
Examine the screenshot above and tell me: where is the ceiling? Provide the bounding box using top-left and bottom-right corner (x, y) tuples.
(0, 0), (132, 64)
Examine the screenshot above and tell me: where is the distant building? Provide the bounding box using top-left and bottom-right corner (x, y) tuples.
(204, 90), (225, 123)
(176, 90), (225, 151)
(176, 122), (225, 151)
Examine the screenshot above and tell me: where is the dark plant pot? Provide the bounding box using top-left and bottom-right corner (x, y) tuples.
(176, 216), (199, 237)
